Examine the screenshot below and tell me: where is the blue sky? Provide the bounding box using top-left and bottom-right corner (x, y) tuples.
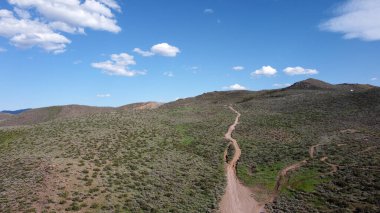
(0, 0), (379, 110)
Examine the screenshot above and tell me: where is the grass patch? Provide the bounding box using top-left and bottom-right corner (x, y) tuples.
(176, 124), (194, 145)
(237, 163), (284, 189)
(0, 130), (24, 151)
(286, 168), (324, 193)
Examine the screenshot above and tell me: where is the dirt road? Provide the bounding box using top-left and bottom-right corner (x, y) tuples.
(220, 106), (265, 213)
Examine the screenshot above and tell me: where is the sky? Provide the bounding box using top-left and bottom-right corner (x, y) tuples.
(0, 0), (379, 110)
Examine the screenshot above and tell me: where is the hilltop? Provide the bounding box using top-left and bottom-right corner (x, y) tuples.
(119, 102), (162, 110)
(287, 78), (376, 91)
(287, 78), (335, 90)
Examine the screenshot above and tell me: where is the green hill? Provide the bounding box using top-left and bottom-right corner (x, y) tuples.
(0, 79), (379, 212)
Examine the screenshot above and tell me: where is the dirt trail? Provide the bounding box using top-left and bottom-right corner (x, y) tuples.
(220, 106), (265, 213)
(309, 144), (323, 159)
(320, 157), (338, 174)
(272, 159), (307, 197)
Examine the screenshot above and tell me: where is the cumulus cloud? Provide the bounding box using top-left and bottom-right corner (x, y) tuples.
(97, 94), (111, 98)
(151, 43), (180, 57)
(273, 83), (291, 88)
(224, 84), (247, 90)
(134, 43), (180, 57)
(371, 77), (378, 81)
(204, 9), (214, 14)
(8, 0), (121, 33)
(133, 48), (154, 57)
(283, 66), (318, 75)
(91, 53), (146, 77)
(49, 21), (85, 34)
(0, 0), (121, 53)
(0, 47), (7, 52)
(163, 72), (174, 77)
(232, 66), (244, 71)
(251, 66), (277, 77)
(320, 0), (380, 41)
(0, 9), (71, 53)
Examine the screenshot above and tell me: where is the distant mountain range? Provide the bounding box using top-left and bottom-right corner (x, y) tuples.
(1, 109), (31, 115)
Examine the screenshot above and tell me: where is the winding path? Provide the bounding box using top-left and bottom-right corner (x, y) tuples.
(272, 159), (307, 196)
(220, 106), (265, 213)
(320, 157), (338, 174)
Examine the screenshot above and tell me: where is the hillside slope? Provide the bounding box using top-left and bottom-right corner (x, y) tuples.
(0, 103), (164, 127)
(0, 79), (379, 212)
(0, 105), (114, 127)
(0, 113), (13, 121)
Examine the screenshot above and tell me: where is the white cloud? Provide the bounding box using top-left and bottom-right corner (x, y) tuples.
(0, 0), (121, 53)
(134, 43), (180, 57)
(151, 43), (180, 57)
(273, 83), (291, 88)
(97, 94), (111, 98)
(49, 21), (85, 34)
(0, 47), (7, 52)
(204, 9), (214, 14)
(163, 72), (174, 77)
(133, 48), (154, 57)
(283, 66), (318, 75)
(371, 77), (378, 81)
(232, 66), (244, 71)
(224, 84), (247, 90)
(320, 0), (380, 41)
(8, 0), (121, 33)
(91, 53), (146, 77)
(0, 9), (71, 53)
(251, 65), (277, 77)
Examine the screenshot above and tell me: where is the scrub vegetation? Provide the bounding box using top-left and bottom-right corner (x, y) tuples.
(0, 79), (379, 212)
